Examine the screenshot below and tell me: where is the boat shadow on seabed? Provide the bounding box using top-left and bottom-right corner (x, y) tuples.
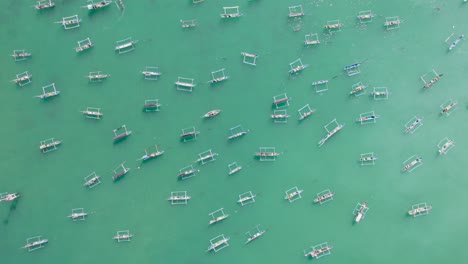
(3, 199), (20, 225)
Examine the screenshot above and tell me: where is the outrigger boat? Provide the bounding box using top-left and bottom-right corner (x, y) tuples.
(142, 70), (161, 78)
(39, 140), (62, 151)
(0, 193), (20, 202)
(228, 165), (242, 175)
(180, 130), (199, 138)
(167, 195), (191, 201)
(245, 229), (265, 244)
(208, 76), (229, 84)
(209, 214), (229, 225)
(83, 175), (100, 187)
(11, 51), (32, 60)
(449, 35), (464, 50)
(143, 101), (161, 109)
(12, 73), (32, 84)
(318, 123), (345, 146)
(271, 113), (289, 119)
(422, 74), (443, 89)
(228, 130), (248, 140)
(324, 22), (342, 29)
(206, 237), (230, 252)
(196, 152), (218, 163)
(356, 114), (379, 122)
(112, 167), (129, 181)
(360, 156), (377, 162)
(370, 90), (389, 97)
(113, 126), (132, 141)
(86, 73), (110, 81)
(384, 19), (402, 27)
(289, 64), (308, 74)
(299, 109), (315, 120)
(81, 108), (103, 118)
(408, 205), (432, 216)
(401, 158), (422, 172)
(137, 149), (164, 161)
(350, 84), (366, 95)
(344, 63), (359, 71)
(354, 202), (367, 223)
(75, 41), (93, 52)
(82, 0), (112, 10)
(305, 245), (333, 258)
(405, 118), (422, 133)
(55, 17), (81, 27)
(255, 151), (280, 157)
(313, 192), (334, 204)
(34, 0), (55, 10)
(439, 140), (454, 154)
(357, 13), (374, 20)
(312, 80), (328, 86)
(178, 168), (198, 178)
(22, 238), (48, 249)
(68, 211), (88, 220)
(272, 96), (290, 105)
(441, 101), (457, 114)
(238, 194), (256, 204)
(36, 90), (60, 99)
(284, 189), (303, 200)
(202, 109), (221, 118)
(113, 233), (132, 240)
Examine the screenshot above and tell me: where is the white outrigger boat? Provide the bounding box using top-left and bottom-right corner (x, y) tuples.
(209, 214), (229, 225)
(271, 113), (289, 119)
(196, 152), (218, 163)
(408, 205), (432, 216)
(178, 168), (198, 178)
(299, 109), (315, 120)
(11, 51), (32, 60)
(206, 237), (230, 252)
(284, 189), (303, 200)
(83, 175), (100, 187)
(0, 193), (20, 202)
(142, 70), (161, 78)
(34, 0), (55, 10)
(113, 233), (132, 240)
(255, 151), (280, 157)
(357, 13), (374, 20)
(449, 35), (464, 51)
(356, 114), (380, 123)
(68, 211), (88, 220)
(36, 90), (60, 99)
(237, 193), (256, 204)
(245, 229), (265, 244)
(228, 130), (248, 140)
(350, 84), (366, 95)
(405, 118), (422, 133)
(208, 76), (229, 84)
(167, 195), (191, 201)
(360, 156), (377, 162)
(228, 165), (242, 175)
(370, 90), (389, 97)
(289, 64), (308, 74)
(22, 238), (48, 249)
(86, 72), (110, 81)
(138, 150), (164, 162)
(401, 157), (422, 172)
(324, 22), (342, 29)
(318, 123), (345, 147)
(81, 108), (103, 118)
(354, 202), (367, 223)
(441, 101), (457, 114)
(384, 19), (402, 27)
(438, 140), (454, 154)
(313, 192), (334, 204)
(82, 0), (112, 10)
(304, 245), (333, 258)
(39, 139), (62, 151)
(12, 73), (32, 84)
(202, 109), (221, 118)
(422, 74), (443, 89)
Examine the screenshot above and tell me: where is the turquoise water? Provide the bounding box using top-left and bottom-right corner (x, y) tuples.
(1, 0), (468, 263)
